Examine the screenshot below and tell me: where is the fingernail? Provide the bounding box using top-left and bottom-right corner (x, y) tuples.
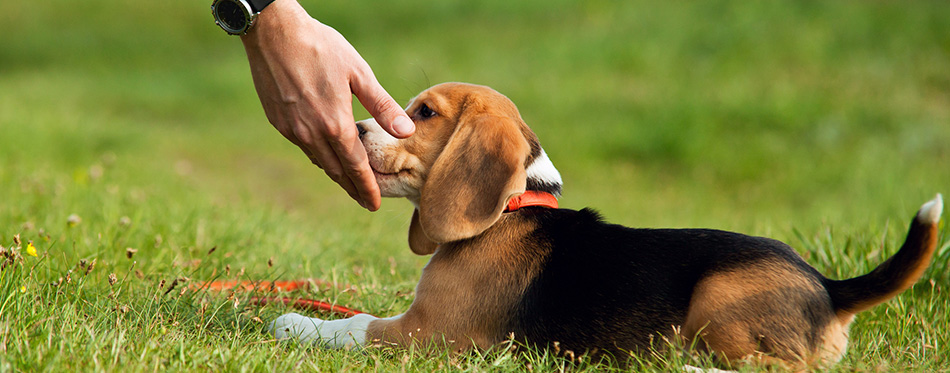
(392, 116), (414, 137)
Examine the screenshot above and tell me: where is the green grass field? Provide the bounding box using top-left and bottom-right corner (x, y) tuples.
(2, 0), (949, 371)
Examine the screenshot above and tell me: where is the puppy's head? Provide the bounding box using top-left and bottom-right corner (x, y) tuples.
(358, 83), (561, 255)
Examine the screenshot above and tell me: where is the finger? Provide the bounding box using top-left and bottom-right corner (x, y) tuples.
(278, 125), (325, 169)
(351, 71), (415, 139)
(299, 147), (323, 169)
(307, 136), (366, 208)
(325, 128), (382, 211)
(302, 86), (381, 211)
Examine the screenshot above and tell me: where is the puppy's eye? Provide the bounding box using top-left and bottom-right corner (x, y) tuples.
(417, 104), (437, 119)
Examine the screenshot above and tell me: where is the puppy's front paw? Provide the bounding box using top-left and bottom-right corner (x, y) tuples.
(269, 312), (324, 343)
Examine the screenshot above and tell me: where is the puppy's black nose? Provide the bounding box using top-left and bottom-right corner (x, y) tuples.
(357, 123), (367, 139)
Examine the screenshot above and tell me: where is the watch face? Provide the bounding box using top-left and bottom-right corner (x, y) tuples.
(214, 0), (248, 34)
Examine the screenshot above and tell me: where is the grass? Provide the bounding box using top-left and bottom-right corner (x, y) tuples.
(2, 0), (949, 371)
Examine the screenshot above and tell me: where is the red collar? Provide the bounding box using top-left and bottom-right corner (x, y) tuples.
(505, 190), (559, 212)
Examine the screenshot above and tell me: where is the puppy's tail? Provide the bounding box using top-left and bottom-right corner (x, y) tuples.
(826, 194), (943, 315)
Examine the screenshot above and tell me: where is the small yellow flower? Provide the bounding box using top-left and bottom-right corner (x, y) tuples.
(20, 286), (26, 293)
(26, 242), (38, 257)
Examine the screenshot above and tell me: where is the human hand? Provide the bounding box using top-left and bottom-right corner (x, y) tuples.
(240, 0), (414, 211)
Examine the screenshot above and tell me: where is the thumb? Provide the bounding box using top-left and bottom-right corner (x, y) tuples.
(352, 76), (415, 139)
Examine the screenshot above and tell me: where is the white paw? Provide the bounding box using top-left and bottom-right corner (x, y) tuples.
(268, 312), (376, 349)
(269, 312), (324, 343)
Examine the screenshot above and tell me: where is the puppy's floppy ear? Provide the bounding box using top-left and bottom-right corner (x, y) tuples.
(417, 115), (529, 244)
(408, 209), (438, 255)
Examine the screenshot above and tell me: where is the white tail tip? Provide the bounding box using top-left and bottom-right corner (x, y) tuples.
(917, 193), (943, 225)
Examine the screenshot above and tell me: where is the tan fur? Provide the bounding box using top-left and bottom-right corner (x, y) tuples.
(408, 209), (438, 255)
(363, 83), (533, 245)
(418, 113), (529, 242)
(367, 213), (547, 350)
(684, 260), (832, 367)
(815, 316), (851, 366)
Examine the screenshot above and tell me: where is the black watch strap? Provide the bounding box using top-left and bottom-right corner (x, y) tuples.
(247, 0), (275, 13)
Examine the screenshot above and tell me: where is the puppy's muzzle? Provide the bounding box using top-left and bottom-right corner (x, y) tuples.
(356, 123), (367, 140)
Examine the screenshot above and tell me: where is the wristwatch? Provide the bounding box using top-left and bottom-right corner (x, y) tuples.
(211, 0), (275, 35)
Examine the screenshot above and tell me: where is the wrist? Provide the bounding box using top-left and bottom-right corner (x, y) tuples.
(211, 0), (279, 36)
(240, 0), (309, 45)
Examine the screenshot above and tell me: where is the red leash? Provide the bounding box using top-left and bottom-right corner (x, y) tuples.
(197, 279), (318, 292)
(196, 280), (374, 317)
(248, 297), (369, 317)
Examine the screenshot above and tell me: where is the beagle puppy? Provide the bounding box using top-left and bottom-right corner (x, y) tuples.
(270, 83), (943, 368)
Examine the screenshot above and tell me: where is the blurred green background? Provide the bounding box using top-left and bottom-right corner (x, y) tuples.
(2, 0), (949, 370)
(5, 0), (948, 230)
(2, 0), (949, 278)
